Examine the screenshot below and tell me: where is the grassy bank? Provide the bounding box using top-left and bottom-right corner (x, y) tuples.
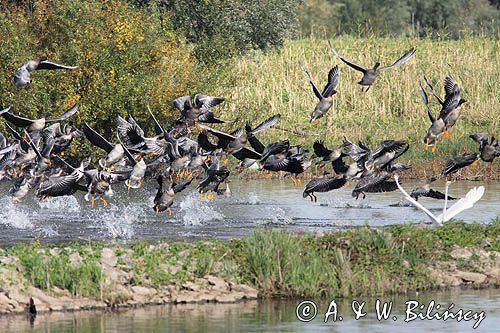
(0, 219), (499, 311)
(213, 37), (499, 167)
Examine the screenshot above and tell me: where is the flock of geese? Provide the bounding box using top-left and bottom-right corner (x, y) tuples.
(0, 45), (498, 223)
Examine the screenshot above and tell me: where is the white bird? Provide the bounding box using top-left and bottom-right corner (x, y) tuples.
(394, 175), (485, 225)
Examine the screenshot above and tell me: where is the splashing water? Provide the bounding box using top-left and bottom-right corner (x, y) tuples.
(264, 206), (293, 225)
(323, 196), (372, 209)
(37, 224), (59, 237)
(0, 197), (34, 229)
(179, 193), (224, 226)
(246, 192), (261, 205)
(92, 204), (139, 239)
(38, 196), (81, 212)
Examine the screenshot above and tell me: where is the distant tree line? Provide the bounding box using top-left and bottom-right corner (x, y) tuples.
(299, 0), (499, 38)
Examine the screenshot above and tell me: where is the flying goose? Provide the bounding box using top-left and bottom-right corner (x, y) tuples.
(14, 57), (78, 87)
(301, 64), (340, 124)
(0, 103), (79, 134)
(329, 42), (415, 91)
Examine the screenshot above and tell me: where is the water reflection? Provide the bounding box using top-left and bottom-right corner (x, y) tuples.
(1, 289), (499, 332)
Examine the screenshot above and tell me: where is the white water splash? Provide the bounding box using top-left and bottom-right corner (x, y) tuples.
(92, 204), (138, 239)
(179, 193), (224, 226)
(37, 224), (59, 237)
(38, 196), (81, 212)
(323, 196), (372, 208)
(246, 192), (261, 205)
(0, 197), (35, 229)
(265, 206), (293, 225)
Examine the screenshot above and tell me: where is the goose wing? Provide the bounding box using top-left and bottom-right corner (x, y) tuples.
(305, 177), (347, 193)
(116, 115), (144, 146)
(82, 123), (114, 153)
(419, 83), (435, 123)
(443, 75), (460, 98)
(313, 140), (332, 158)
(194, 94), (225, 110)
(328, 42), (367, 73)
(171, 95), (191, 112)
(1, 111), (35, 128)
(250, 114), (280, 135)
(379, 47), (416, 71)
(232, 147), (262, 161)
(301, 65), (323, 100)
(36, 60), (78, 71)
(423, 76), (444, 105)
(321, 65), (340, 97)
(47, 103), (79, 122)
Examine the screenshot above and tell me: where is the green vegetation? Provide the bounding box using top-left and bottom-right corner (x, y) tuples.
(3, 219), (499, 300)
(299, 0), (499, 38)
(9, 242), (103, 297)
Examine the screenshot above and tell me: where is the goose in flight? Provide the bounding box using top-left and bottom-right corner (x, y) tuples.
(329, 42), (415, 91)
(0, 103), (79, 134)
(301, 64), (340, 124)
(14, 57), (78, 87)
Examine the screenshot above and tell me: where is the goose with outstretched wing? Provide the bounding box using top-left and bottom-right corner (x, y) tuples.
(301, 64), (340, 124)
(329, 41), (415, 91)
(14, 57), (78, 87)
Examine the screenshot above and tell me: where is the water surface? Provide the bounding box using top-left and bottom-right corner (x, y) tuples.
(0, 179), (498, 244)
(1, 289), (498, 332)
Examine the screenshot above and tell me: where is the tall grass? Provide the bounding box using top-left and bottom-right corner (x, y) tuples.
(214, 36), (499, 165)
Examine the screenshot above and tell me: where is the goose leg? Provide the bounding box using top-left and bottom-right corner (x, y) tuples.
(431, 139), (438, 153)
(99, 196), (109, 206)
(19, 163), (25, 177)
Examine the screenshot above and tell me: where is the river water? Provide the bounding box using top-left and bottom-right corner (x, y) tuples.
(0, 289), (498, 332)
(0, 179), (498, 245)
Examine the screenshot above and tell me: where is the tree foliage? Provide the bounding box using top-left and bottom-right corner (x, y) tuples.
(135, 0), (302, 63)
(298, 0), (500, 38)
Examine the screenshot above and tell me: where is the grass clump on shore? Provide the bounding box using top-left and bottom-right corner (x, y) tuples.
(9, 242), (103, 298)
(2, 219), (499, 300)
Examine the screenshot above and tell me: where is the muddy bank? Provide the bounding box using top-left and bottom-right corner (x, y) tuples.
(0, 222), (499, 316)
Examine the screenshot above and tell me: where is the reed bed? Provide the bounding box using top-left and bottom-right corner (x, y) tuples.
(213, 36), (499, 171)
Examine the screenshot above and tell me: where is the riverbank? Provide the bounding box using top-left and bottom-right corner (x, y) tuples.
(0, 220), (499, 315)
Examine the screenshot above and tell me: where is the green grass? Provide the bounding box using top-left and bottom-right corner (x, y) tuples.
(212, 36), (499, 174)
(4, 218), (500, 300)
(9, 241), (103, 297)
